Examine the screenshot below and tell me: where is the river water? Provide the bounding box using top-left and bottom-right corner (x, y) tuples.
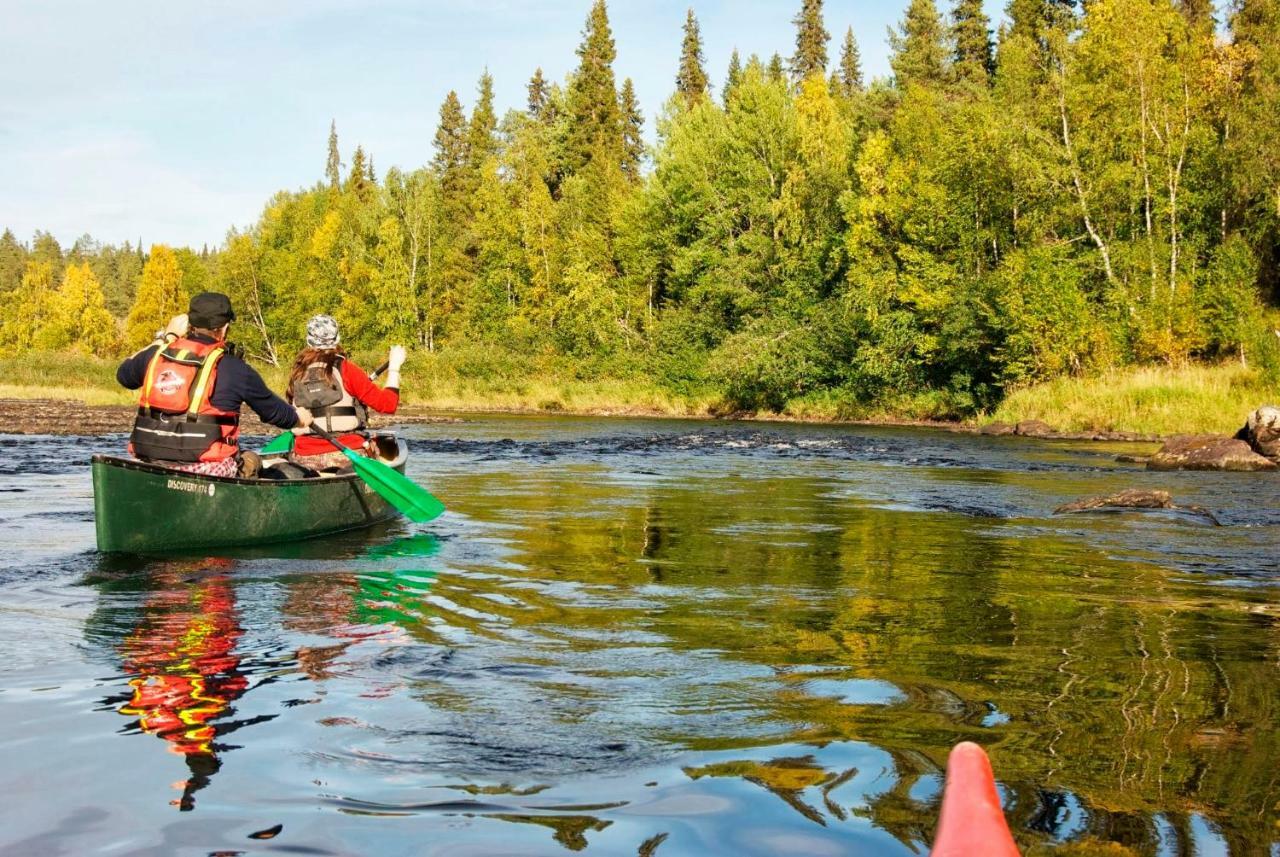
(0, 416), (1277, 856)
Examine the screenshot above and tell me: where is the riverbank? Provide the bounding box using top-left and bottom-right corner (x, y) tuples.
(0, 352), (1273, 438)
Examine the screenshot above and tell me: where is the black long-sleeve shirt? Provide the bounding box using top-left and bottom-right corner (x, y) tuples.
(117, 335), (299, 429)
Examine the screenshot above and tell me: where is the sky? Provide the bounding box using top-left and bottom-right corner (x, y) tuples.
(0, 0), (1006, 250)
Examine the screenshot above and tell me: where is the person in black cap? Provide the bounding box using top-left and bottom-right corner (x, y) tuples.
(116, 292), (312, 478)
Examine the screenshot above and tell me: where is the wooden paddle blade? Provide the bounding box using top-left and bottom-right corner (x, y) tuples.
(343, 450), (445, 523)
(260, 433), (295, 455)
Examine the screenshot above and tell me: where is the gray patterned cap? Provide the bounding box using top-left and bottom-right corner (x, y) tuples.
(306, 314), (340, 349)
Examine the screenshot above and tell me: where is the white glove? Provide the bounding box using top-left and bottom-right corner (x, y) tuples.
(294, 406), (313, 430)
(164, 313), (188, 340)
(386, 345), (406, 389)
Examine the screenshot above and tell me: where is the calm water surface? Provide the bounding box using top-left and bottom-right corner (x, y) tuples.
(0, 416), (1277, 856)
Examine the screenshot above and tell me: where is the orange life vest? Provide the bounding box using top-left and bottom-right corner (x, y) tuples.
(129, 337), (240, 462)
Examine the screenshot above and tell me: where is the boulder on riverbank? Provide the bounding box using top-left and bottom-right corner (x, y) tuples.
(1054, 489), (1220, 524)
(1237, 405), (1280, 463)
(1147, 434), (1277, 472)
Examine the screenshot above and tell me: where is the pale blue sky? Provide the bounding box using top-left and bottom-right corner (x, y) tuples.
(0, 0), (1006, 250)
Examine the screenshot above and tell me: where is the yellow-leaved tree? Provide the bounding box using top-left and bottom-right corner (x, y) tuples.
(35, 263), (119, 356)
(0, 260), (56, 356)
(123, 245), (186, 352)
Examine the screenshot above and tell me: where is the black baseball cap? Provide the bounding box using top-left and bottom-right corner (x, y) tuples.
(188, 292), (236, 328)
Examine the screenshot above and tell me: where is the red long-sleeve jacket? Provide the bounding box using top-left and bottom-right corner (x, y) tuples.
(294, 359), (399, 455)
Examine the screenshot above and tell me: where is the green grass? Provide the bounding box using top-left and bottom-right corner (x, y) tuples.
(989, 362), (1279, 436)
(395, 344), (714, 416)
(0, 352), (135, 405)
(4, 350), (1276, 436)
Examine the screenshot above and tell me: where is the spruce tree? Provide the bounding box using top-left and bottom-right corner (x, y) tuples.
(566, 0), (624, 173)
(0, 229), (26, 294)
(468, 70), (499, 172)
(326, 120), (341, 189)
(890, 0), (948, 90)
(432, 90), (470, 200)
(724, 48), (743, 102)
(31, 231), (64, 283)
(528, 67), (549, 118)
(836, 26), (864, 96)
(790, 0), (830, 81)
(951, 0), (994, 88)
(676, 8), (709, 104)
(620, 77), (645, 180)
(347, 145), (370, 198)
(768, 52), (787, 82)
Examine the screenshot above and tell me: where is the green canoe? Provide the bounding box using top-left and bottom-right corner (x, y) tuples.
(92, 438), (410, 553)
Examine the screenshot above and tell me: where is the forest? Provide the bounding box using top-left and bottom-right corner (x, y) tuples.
(2, 0), (1278, 419)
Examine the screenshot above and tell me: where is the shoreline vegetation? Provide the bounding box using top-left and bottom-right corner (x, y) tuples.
(2, 352), (1271, 438)
(4, 0), (1280, 436)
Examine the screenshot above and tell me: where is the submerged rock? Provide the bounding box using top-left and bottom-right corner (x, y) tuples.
(1147, 434), (1277, 472)
(1054, 489), (1220, 524)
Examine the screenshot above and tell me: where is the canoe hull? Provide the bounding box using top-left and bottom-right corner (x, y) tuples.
(92, 444), (407, 553)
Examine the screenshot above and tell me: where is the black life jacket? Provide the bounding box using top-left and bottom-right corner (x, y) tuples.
(289, 357), (367, 435)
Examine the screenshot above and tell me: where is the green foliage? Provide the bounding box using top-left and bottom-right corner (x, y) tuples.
(676, 8), (709, 105)
(984, 244), (1101, 384)
(0, 229), (26, 294)
(835, 27), (863, 97)
(9, 0), (1280, 424)
(35, 263), (119, 356)
(950, 0), (994, 89)
(891, 0), (948, 90)
(565, 0), (623, 174)
(326, 120), (341, 190)
(790, 0), (830, 81)
(528, 68), (549, 118)
(0, 260), (56, 355)
(723, 49), (743, 103)
(619, 78), (645, 181)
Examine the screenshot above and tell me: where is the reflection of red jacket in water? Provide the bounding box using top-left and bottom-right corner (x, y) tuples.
(118, 572), (247, 809)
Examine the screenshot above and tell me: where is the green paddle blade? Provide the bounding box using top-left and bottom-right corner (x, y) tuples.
(260, 432), (295, 455)
(342, 448), (445, 523)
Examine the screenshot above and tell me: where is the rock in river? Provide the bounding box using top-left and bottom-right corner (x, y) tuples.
(1054, 489), (1220, 524)
(1147, 434), (1277, 472)
(1240, 405), (1280, 463)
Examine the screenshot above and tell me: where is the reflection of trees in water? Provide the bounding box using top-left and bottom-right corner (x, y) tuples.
(490, 814), (612, 852)
(450, 467), (1279, 853)
(103, 563), (269, 811)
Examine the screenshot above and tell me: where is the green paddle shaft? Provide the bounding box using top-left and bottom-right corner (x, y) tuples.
(307, 422), (444, 524)
(259, 359), (390, 455)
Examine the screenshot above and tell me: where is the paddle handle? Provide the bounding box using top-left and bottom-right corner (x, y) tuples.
(369, 360), (390, 380)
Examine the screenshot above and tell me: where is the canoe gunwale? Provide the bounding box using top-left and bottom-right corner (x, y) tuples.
(90, 436), (409, 489)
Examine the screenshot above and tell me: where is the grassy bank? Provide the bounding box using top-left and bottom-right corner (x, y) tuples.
(990, 363), (1278, 436)
(3, 350), (1274, 436)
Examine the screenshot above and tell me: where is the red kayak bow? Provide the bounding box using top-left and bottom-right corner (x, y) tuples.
(932, 742), (1021, 856)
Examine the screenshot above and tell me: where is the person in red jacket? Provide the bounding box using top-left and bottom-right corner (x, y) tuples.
(286, 314), (405, 472)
